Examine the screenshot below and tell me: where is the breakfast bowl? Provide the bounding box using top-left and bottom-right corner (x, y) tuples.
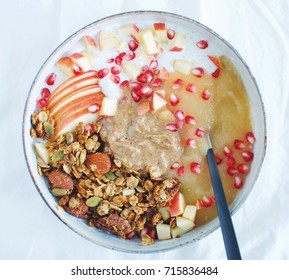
(23, 11), (266, 253)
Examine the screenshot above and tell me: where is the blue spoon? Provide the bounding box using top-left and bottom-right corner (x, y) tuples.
(206, 134), (242, 260)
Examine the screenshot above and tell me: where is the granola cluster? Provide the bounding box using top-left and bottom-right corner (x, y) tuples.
(31, 109), (180, 246)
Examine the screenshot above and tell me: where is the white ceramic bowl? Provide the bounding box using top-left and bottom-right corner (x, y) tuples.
(23, 11), (266, 253)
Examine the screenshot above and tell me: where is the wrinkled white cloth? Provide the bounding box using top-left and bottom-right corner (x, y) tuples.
(0, 0), (288, 260)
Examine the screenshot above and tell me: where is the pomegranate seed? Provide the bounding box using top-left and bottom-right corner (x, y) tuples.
(176, 120), (184, 129)
(149, 229), (156, 239)
(137, 73), (147, 84)
(41, 88), (51, 99)
(202, 89), (212, 100)
(191, 67), (204, 77)
(190, 162), (201, 173)
(186, 138), (196, 148)
(223, 146), (233, 156)
(234, 176), (243, 189)
(138, 85), (153, 97)
(130, 81), (142, 93)
(165, 123), (178, 132)
(167, 29), (175, 40)
(111, 65), (122, 74)
(211, 68), (220, 78)
(169, 93), (180, 106)
(84, 123), (94, 133)
(124, 51), (136, 61)
(126, 231), (136, 239)
(144, 69), (154, 83)
(195, 128), (205, 138)
(227, 166), (238, 176)
(238, 163), (249, 174)
(110, 75), (120, 84)
(186, 83), (197, 93)
(184, 115), (196, 125)
(172, 78), (183, 90)
(174, 109), (185, 121)
(215, 156), (222, 165)
(131, 91), (141, 102)
(142, 65), (150, 72)
(119, 80), (129, 89)
(202, 196), (213, 207)
(45, 72), (56, 86)
(98, 68), (109, 79)
(234, 139), (245, 149)
(72, 64), (81, 75)
(115, 55), (123, 65)
(88, 103), (100, 113)
(177, 166), (186, 176)
(170, 162), (180, 170)
(245, 132), (256, 144)
(242, 151), (254, 162)
(118, 52), (126, 58)
(226, 156), (236, 166)
(149, 59), (158, 69)
(197, 40), (208, 49)
(37, 98), (47, 109)
(153, 69), (160, 75)
(128, 40), (139, 51)
(151, 78), (163, 87)
(106, 58), (114, 63)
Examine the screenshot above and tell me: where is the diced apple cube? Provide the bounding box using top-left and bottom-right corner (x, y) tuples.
(55, 57), (80, 76)
(169, 32), (186, 52)
(151, 92), (167, 112)
(71, 53), (91, 72)
(99, 97), (118, 117)
(83, 35), (97, 49)
(171, 217), (194, 238)
(158, 207), (171, 221)
(156, 224), (171, 240)
(142, 30), (159, 55)
(137, 100), (150, 116)
(155, 89), (166, 99)
(119, 24), (139, 36)
(159, 67), (170, 80)
(169, 192), (186, 217)
(98, 30), (121, 51)
(80, 50), (98, 65)
(173, 59), (193, 75)
(182, 205), (197, 222)
(154, 23), (168, 44)
(122, 63), (142, 80)
(34, 143), (49, 165)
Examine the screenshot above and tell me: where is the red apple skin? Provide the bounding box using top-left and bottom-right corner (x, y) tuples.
(169, 192), (185, 217)
(154, 23), (166, 30)
(49, 85), (102, 114)
(48, 70), (98, 102)
(53, 92), (104, 122)
(169, 47), (183, 52)
(208, 55), (221, 68)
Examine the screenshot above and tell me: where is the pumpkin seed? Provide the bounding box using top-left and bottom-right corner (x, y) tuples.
(43, 122), (54, 136)
(105, 172), (116, 181)
(51, 188), (67, 196)
(65, 132), (74, 144)
(51, 150), (64, 162)
(85, 196), (101, 207)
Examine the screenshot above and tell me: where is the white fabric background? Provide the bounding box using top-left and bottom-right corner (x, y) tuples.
(0, 0), (288, 260)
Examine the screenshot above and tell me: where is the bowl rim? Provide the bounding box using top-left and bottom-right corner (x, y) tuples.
(22, 10), (267, 254)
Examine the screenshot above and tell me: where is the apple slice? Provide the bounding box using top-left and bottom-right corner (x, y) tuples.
(71, 53), (91, 72)
(122, 62), (142, 80)
(159, 67), (170, 80)
(154, 23), (168, 44)
(98, 97), (118, 117)
(48, 75), (99, 108)
(119, 24), (139, 36)
(151, 92), (167, 112)
(49, 85), (102, 115)
(80, 50), (98, 65)
(137, 100), (150, 116)
(55, 57), (81, 76)
(156, 224), (171, 240)
(83, 35), (97, 49)
(142, 30), (159, 55)
(169, 32), (186, 52)
(169, 192), (186, 217)
(158, 207), (171, 221)
(182, 205), (197, 222)
(34, 142), (49, 165)
(173, 59), (193, 75)
(155, 89), (166, 99)
(98, 30), (121, 51)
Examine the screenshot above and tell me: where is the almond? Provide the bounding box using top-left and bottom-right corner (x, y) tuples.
(48, 170), (73, 189)
(85, 153), (111, 174)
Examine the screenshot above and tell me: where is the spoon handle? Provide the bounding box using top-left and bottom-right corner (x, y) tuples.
(206, 145), (242, 260)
